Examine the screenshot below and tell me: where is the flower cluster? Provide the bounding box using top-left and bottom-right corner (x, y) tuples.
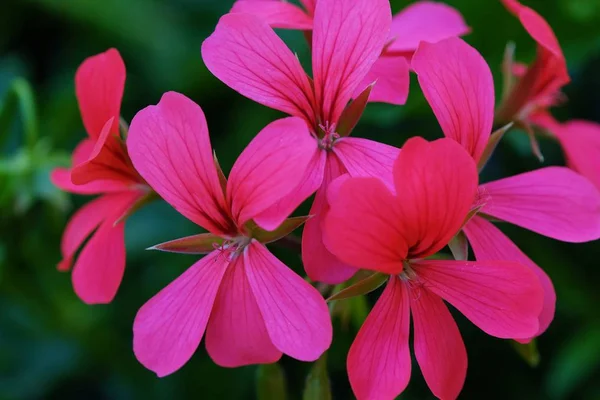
(51, 0), (600, 399)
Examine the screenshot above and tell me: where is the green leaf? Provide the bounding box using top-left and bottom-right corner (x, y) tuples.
(448, 231), (469, 261)
(337, 82), (375, 137)
(250, 216), (310, 244)
(512, 339), (540, 367)
(327, 272), (387, 303)
(0, 78), (38, 151)
(148, 233), (223, 254)
(257, 363), (287, 400)
(303, 354), (331, 400)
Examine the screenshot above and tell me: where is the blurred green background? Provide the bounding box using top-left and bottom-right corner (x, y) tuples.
(1, 0), (600, 399)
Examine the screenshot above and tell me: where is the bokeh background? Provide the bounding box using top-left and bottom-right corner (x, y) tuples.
(1, 0), (600, 399)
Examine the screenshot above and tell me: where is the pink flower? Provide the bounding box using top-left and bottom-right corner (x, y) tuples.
(50, 49), (149, 304)
(202, 0), (402, 284)
(231, 0), (469, 105)
(413, 37), (600, 339)
(127, 92), (332, 377)
(324, 137), (545, 400)
(496, 0), (570, 124)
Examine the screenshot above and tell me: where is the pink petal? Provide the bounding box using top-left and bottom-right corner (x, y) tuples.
(71, 117), (140, 185)
(72, 139), (95, 165)
(205, 256), (281, 367)
(333, 137), (399, 191)
(133, 251), (230, 377)
(302, 154), (358, 284)
(227, 117), (315, 228)
(410, 286), (467, 400)
(71, 191), (140, 304)
(75, 48), (125, 139)
(51, 168), (128, 195)
(353, 55), (410, 106)
(480, 167), (600, 242)
(300, 0), (315, 15)
(393, 137), (478, 259)
(231, 0), (313, 30)
(348, 276), (411, 400)
(127, 92), (233, 236)
(463, 216), (555, 338)
(413, 259), (544, 339)
(244, 240), (332, 361)
(554, 120), (600, 190)
(253, 147), (326, 231)
(323, 176), (406, 275)
(312, 0), (391, 124)
(387, 1), (470, 54)
(412, 38), (494, 162)
(201, 13), (315, 127)
(58, 194), (126, 271)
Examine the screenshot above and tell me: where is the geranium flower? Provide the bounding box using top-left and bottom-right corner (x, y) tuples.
(127, 91), (332, 376)
(202, 0), (402, 284)
(50, 49), (150, 304)
(323, 137), (545, 400)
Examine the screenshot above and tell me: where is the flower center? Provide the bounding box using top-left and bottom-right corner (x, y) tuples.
(317, 121), (339, 151)
(399, 261), (418, 281)
(213, 235), (252, 259)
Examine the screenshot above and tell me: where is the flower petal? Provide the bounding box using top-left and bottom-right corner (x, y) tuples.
(480, 166), (600, 242)
(75, 48), (125, 139)
(205, 255), (282, 367)
(71, 117), (140, 185)
(409, 286), (467, 400)
(71, 191), (140, 304)
(58, 194), (127, 271)
(312, 0), (391, 124)
(387, 1), (470, 54)
(348, 276), (411, 400)
(333, 136), (399, 191)
(253, 147), (326, 231)
(227, 117), (315, 228)
(51, 168), (128, 195)
(303, 154), (358, 284)
(393, 137), (479, 259)
(463, 216), (555, 338)
(128, 92), (233, 235)
(324, 176), (406, 275)
(244, 240), (332, 361)
(231, 0), (313, 30)
(413, 259), (544, 339)
(353, 56), (410, 106)
(412, 38), (494, 162)
(554, 120), (600, 191)
(133, 251), (230, 377)
(201, 13), (315, 126)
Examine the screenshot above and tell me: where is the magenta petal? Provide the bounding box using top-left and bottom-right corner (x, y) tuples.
(554, 120), (600, 191)
(75, 48), (125, 139)
(312, 0), (392, 124)
(133, 251), (230, 377)
(463, 216), (556, 337)
(227, 117), (315, 228)
(253, 148), (326, 231)
(413, 259), (543, 339)
(244, 241), (332, 361)
(201, 13), (315, 126)
(51, 168), (128, 195)
(480, 166), (600, 242)
(333, 137), (399, 191)
(348, 276), (411, 400)
(412, 38), (494, 162)
(353, 56), (410, 106)
(410, 286), (467, 400)
(387, 1), (470, 54)
(128, 91), (232, 235)
(231, 0), (313, 30)
(205, 256), (282, 367)
(71, 192), (140, 304)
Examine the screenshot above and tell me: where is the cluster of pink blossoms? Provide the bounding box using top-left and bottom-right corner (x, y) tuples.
(51, 0), (600, 399)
